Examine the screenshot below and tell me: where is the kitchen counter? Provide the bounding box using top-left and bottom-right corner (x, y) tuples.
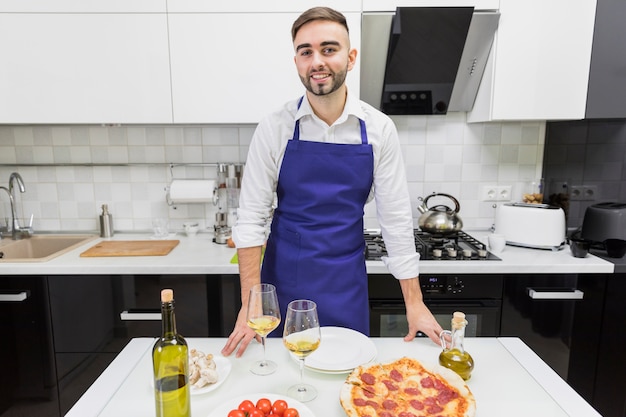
(66, 336), (601, 417)
(0, 230), (614, 275)
(590, 248), (626, 273)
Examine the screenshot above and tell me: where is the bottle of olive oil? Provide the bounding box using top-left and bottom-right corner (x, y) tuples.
(153, 289), (191, 417)
(438, 311), (474, 380)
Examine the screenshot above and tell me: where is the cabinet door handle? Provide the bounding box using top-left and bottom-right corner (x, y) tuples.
(527, 288), (584, 300)
(0, 291), (29, 302)
(120, 309), (161, 321)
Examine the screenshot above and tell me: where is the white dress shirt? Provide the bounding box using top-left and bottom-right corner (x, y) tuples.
(232, 92), (420, 279)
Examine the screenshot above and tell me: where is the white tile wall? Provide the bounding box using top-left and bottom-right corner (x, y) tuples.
(0, 114), (545, 234)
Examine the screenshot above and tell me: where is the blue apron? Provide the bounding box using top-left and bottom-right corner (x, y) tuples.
(261, 97), (374, 335)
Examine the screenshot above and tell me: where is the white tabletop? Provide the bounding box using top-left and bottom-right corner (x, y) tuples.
(66, 336), (601, 417)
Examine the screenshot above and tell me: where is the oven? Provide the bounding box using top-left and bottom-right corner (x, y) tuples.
(365, 229), (503, 337)
(369, 273), (503, 337)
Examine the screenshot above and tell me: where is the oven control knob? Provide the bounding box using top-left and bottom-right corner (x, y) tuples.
(449, 277), (464, 293)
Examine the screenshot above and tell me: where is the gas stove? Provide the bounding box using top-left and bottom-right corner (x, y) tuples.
(364, 229), (501, 261)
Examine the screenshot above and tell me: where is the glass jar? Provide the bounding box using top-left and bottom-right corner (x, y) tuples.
(522, 178), (544, 204)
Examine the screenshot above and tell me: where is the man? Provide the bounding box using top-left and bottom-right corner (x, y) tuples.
(221, 7), (443, 358)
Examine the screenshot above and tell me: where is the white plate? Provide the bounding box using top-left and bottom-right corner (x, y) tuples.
(189, 356), (232, 395)
(150, 355), (232, 396)
(206, 393), (314, 417)
(300, 326), (377, 373)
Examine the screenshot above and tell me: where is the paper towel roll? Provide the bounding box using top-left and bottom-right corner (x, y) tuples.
(167, 180), (216, 204)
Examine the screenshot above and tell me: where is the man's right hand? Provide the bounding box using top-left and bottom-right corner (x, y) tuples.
(221, 308), (259, 358)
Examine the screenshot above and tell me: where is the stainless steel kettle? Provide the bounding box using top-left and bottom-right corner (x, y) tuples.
(417, 193), (463, 235)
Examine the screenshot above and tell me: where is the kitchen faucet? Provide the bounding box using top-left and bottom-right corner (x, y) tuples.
(1, 172), (31, 239)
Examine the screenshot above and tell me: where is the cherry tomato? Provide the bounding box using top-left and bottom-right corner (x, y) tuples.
(228, 410), (246, 417)
(272, 399), (288, 417)
(284, 408), (300, 417)
(238, 400), (255, 412)
(256, 398), (272, 416)
(248, 407), (265, 417)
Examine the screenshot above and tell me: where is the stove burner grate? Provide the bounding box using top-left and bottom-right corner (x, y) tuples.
(364, 230), (500, 261)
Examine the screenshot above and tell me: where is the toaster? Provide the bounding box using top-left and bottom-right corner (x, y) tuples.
(581, 202), (626, 242)
(494, 203), (566, 250)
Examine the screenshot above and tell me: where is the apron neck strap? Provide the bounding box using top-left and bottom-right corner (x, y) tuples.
(292, 96), (368, 145)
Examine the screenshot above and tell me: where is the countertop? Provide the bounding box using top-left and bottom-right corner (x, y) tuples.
(0, 230), (615, 276)
(65, 336), (601, 417)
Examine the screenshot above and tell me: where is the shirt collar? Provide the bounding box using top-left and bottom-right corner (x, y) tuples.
(295, 90), (365, 125)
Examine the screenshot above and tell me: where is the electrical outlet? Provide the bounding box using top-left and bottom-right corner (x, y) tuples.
(571, 185), (597, 201)
(497, 186), (512, 201)
(481, 185), (512, 201)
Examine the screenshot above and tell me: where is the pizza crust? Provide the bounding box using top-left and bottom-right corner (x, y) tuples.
(340, 357), (476, 417)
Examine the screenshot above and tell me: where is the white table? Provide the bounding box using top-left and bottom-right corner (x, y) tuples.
(66, 337), (601, 417)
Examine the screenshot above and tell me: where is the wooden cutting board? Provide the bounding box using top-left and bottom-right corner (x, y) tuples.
(80, 240), (180, 257)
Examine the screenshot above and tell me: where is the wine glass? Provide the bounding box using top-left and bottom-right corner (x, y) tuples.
(246, 283), (281, 375)
(283, 299), (321, 402)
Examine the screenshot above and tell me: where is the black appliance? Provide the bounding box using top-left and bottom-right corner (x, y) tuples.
(381, 7), (473, 115)
(580, 202), (626, 258)
(366, 229), (503, 337)
(365, 229), (501, 261)
(369, 273), (503, 337)
(367, 7), (500, 115)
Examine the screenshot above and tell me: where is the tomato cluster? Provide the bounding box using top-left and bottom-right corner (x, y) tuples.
(227, 398), (299, 417)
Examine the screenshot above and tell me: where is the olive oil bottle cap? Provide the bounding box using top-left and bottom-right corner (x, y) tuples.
(452, 311), (467, 329)
(161, 289), (174, 303)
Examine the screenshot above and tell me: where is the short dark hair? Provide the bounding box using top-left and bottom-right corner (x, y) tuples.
(291, 7), (349, 41)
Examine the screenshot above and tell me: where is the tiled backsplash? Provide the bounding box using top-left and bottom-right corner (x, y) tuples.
(544, 119), (626, 229)
(0, 114), (545, 234)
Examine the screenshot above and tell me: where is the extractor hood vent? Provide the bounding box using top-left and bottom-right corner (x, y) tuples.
(360, 7), (500, 115)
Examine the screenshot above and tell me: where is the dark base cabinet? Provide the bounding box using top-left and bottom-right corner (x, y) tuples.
(500, 273), (607, 411)
(50, 274), (215, 415)
(0, 276), (58, 417)
(593, 274), (626, 417)
(2, 273), (231, 417)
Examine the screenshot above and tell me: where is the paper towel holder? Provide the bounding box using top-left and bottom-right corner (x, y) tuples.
(165, 179), (218, 207)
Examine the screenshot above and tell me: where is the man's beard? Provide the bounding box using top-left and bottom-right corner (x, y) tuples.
(300, 67), (348, 96)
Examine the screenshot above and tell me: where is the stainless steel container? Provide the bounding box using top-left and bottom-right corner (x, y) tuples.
(99, 204), (114, 238)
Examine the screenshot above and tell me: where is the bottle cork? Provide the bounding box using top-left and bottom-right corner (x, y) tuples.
(161, 289), (174, 303)
(452, 311), (467, 329)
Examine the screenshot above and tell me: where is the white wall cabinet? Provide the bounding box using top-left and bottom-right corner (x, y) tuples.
(0, 0), (165, 12)
(168, 12), (361, 124)
(362, 0), (498, 12)
(467, 0), (597, 122)
(166, 0), (360, 13)
(0, 13), (172, 124)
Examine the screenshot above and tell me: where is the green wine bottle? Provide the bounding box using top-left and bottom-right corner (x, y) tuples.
(153, 289), (191, 417)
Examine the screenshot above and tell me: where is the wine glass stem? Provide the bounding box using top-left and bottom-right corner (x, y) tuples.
(298, 358), (305, 388)
(261, 336), (267, 365)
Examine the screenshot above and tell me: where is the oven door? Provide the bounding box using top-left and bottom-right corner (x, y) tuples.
(370, 299), (501, 337)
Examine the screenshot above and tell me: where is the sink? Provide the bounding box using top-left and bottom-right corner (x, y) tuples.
(0, 235), (98, 262)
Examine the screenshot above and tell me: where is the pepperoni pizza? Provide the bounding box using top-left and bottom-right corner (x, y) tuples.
(340, 357), (475, 417)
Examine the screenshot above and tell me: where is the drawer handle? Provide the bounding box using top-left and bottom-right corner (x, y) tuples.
(0, 291), (29, 302)
(120, 309), (161, 321)
(527, 288), (584, 300)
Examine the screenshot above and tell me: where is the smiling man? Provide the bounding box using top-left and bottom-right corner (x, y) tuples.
(222, 7), (443, 360)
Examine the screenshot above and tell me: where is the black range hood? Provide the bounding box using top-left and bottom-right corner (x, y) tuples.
(361, 7), (500, 115)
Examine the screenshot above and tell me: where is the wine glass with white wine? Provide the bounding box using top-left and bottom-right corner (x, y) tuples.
(283, 299), (321, 402)
(246, 283), (281, 375)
